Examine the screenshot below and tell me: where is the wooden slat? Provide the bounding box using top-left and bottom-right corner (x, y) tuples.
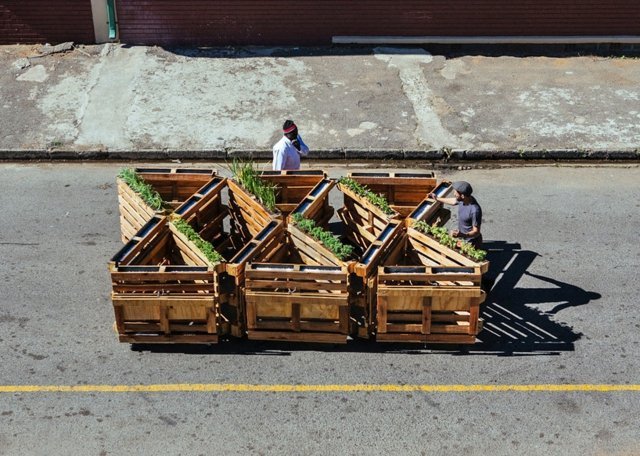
(247, 331), (347, 344)
(246, 279), (347, 291)
(119, 334), (218, 344)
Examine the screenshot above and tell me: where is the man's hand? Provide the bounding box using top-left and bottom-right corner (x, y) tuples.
(292, 139), (301, 151)
(451, 229), (460, 238)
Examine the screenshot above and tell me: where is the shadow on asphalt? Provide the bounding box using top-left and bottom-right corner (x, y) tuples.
(470, 241), (599, 356)
(131, 240), (600, 356)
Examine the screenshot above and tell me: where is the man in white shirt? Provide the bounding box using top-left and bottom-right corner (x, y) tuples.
(272, 119), (309, 171)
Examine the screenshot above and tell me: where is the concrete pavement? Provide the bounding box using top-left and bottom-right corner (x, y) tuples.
(1, 44), (639, 160)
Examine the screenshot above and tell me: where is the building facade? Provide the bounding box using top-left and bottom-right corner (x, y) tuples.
(2, 0), (640, 46)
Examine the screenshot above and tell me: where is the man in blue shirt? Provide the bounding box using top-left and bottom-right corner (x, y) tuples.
(272, 119), (309, 171)
(428, 180), (483, 249)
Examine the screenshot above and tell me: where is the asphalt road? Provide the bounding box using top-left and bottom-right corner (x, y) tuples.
(0, 162), (639, 455)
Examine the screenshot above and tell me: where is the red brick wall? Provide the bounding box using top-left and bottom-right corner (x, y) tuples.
(1, 0), (95, 45)
(116, 0), (640, 46)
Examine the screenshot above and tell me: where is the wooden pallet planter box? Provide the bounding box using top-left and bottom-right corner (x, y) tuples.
(348, 172), (437, 217)
(108, 215), (224, 344)
(259, 170), (326, 218)
(243, 222), (355, 343)
(372, 227), (489, 344)
(289, 180), (405, 338)
(117, 168), (217, 243)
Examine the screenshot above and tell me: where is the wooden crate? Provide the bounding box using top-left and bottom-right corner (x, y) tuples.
(117, 168), (217, 243)
(348, 172), (437, 217)
(109, 216), (224, 344)
(372, 227), (489, 344)
(259, 170), (326, 217)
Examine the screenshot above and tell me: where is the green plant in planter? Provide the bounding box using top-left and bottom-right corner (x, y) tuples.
(118, 168), (165, 211)
(291, 213), (354, 261)
(228, 159), (277, 212)
(413, 220), (487, 262)
(337, 177), (394, 215)
(171, 217), (225, 265)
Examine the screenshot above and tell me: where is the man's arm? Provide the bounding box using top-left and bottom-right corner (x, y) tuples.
(456, 225), (480, 239)
(428, 193), (457, 205)
(296, 135), (309, 156)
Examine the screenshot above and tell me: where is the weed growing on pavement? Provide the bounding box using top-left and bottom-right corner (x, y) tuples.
(337, 177), (394, 215)
(171, 216), (225, 264)
(291, 213), (354, 261)
(118, 168), (165, 210)
(228, 160), (278, 212)
(413, 220), (487, 262)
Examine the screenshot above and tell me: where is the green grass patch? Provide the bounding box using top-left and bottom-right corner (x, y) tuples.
(413, 220), (487, 262)
(337, 177), (394, 215)
(118, 168), (165, 211)
(291, 213), (354, 261)
(171, 217), (225, 265)
(228, 160), (277, 212)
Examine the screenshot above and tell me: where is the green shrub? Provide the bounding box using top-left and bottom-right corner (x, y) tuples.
(228, 160), (277, 212)
(337, 177), (394, 215)
(118, 168), (165, 211)
(413, 220), (487, 262)
(291, 213), (354, 261)
(171, 217), (225, 264)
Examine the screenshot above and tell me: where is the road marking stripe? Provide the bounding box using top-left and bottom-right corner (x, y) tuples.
(1, 384), (640, 393)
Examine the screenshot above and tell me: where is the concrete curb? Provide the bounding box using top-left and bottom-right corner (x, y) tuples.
(0, 148), (638, 161)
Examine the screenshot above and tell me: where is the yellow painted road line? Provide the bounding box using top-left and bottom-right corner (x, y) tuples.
(1, 384), (640, 393)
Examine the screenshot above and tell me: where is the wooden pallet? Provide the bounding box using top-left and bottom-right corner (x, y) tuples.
(117, 177), (163, 244)
(245, 262), (351, 344)
(348, 172), (437, 217)
(371, 228), (489, 344)
(173, 176), (228, 249)
(259, 170), (326, 217)
(405, 180), (453, 227)
(376, 265), (484, 344)
(109, 217), (224, 344)
(117, 168), (217, 243)
(221, 220), (286, 337)
(287, 178), (335, 228)
(337, 181), (401, 252)
(227, 178), (278, 247)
